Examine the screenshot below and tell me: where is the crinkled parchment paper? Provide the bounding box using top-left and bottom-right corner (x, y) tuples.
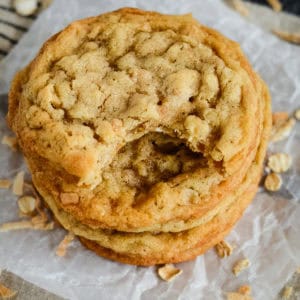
(0, 0), (300, 299)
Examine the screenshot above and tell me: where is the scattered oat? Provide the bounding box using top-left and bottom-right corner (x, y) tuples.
(294, 109), (300, 121)
(0, 218), (54, 232)
(12, 171), (24, 196)
(0, 282), (17, 298)
(266, 0), (282, 12)
(264, 172), (282, 191)
(0, 220), (33, 232)
(0, 179), (11, 189)
(227, 292), (252, 300)
(13, 0), (38, 16)
(215, 240), (233, 258)
(271, 117), (295, 142)
(267, 153), (292, 173)
(157, 264), (182, 282)
(56, 232), (75, 257)
(1, 135), (17, 151)
(238, 285), (251, 295)
(282, 286), (293, 299)
(18, 196), (36, 215)
(60, 192), (79, 205)
(272, 30), (300, 45)
(232, 258), (250, 276)
(231, 0), (249, 16)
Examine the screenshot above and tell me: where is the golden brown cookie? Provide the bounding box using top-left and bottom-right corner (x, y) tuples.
(9, 8), (268, 232)
(8, 8), (271, 265)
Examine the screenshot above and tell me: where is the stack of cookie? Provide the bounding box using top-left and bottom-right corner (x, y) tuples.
(7, 8), (271, 266)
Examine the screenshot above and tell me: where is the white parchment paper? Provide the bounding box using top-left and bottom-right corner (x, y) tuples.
(0, 0), (300, 299)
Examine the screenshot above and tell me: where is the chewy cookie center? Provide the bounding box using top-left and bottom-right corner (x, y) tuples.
(102, 132), (207, 194)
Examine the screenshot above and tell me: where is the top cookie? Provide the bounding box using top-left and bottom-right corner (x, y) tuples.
(8, 8), (266, 231)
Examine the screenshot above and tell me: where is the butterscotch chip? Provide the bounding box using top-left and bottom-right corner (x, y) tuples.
(232, 258), (250, 276)
(267, 0), (282, 12)
(264, 172), (282, 191)
(12, 171), (24, 196)
(215, 240), (233, 258)
(56, 232), (75, 257)
(273, 30), (300, 45)
(0, 179), (11, 189)
(267, 153), (292, 173)
(157, 264), (182, 281)
(60, 193), (79, 205)
(270, 118), (295, 142)
(0, 282), (17, 298)
(295, 109), (300, 121)
(1, 135), (17, 151)
(231, 0), (249, 16)
(282, 286), (293, 299)
(18, 196), (36, 215)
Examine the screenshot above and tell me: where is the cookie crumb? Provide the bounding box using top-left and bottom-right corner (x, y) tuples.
(282, 286), (293, 299)
(272, 30), (300, 45)
(18, 196), (36, 215)
(0, 282), (17, 298)
(295, 109), (300, 121)
(56, 232), (75, 257)
(12, 171), (24, 196)
(1, 135), (17, 151)
(231, 0), (249, 16)
(271, 114), (295, 142)
(238, 285), (251, 295)
(267, 153), (292, 173)
(60, 193), (79, 205)
(215, 240), (233, 258)
(0, 179), (11, 189)
(267, 0), (282, 12)
(227, 292), (252, 300)
(232, 258), (250, 276)
(264, 173), (282, 191)
(272, 112), (289, 124)
(157, 264), (182, 282)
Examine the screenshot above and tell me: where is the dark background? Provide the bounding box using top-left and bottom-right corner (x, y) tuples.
(247, 0), (300, 15)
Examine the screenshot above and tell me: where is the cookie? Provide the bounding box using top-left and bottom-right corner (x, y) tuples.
(8, 8), (272, 265)
(9, 8), (267, 232)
